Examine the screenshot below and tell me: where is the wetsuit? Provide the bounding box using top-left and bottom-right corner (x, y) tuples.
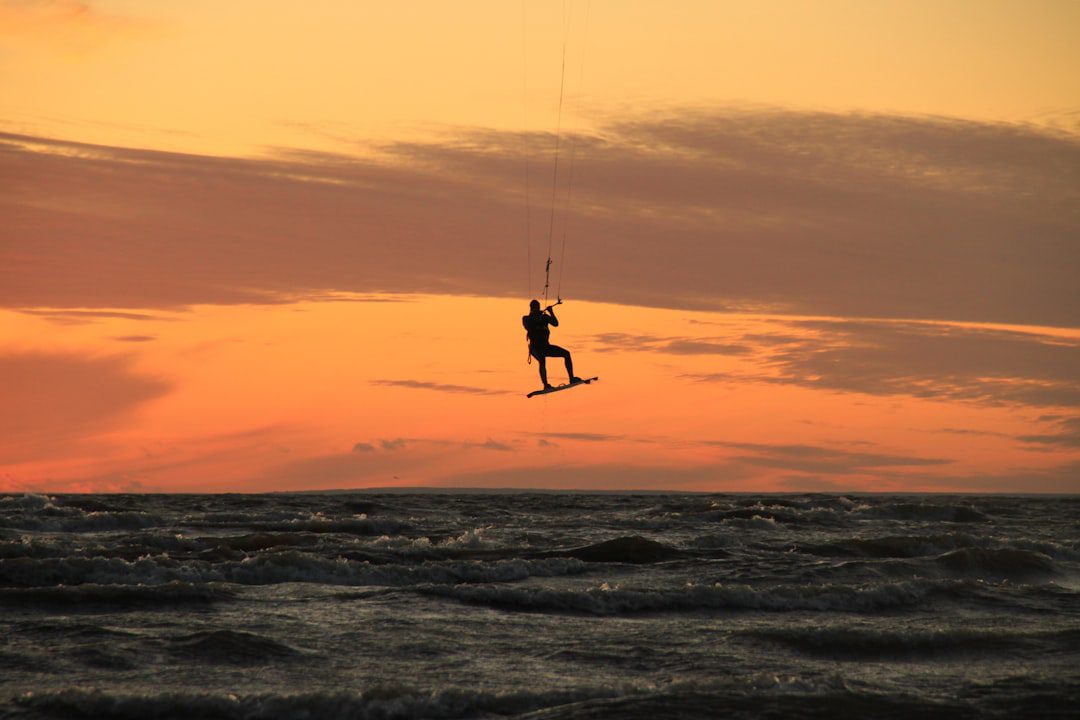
(523, 309), (574, 386)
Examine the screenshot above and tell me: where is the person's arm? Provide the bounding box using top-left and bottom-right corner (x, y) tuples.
(546, 307), (559, 326)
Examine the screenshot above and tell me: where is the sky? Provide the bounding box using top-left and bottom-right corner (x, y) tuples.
(1, 0), (1078, 493)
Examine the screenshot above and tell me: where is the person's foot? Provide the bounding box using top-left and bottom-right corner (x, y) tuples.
(544, 383), (554, 391)
(570, 376), (583, 384)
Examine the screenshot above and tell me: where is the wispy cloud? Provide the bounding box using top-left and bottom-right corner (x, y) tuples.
(439, 462), (752, 491)
(17, 309), (167, 324)
(248, 435), (518, 490)
(705, 440), (952, 475)
(1018, 417), (1080, 449)
(354, 436), (515, 453)
(110, 335), (156, 342)
(371, 379), (512, 396)
(534, 432), (625, 443)
(687, 319), (1080, 408)
(590, 332), (750, 355)
(2, 108), (1076, 326)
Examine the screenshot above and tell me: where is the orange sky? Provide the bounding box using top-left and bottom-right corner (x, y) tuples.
(1, 1), (1078, 492)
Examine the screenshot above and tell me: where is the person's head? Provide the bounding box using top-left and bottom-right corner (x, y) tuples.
(529, 299), (541, 312)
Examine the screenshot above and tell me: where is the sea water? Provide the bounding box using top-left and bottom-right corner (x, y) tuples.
(1, 492), (1077, 718)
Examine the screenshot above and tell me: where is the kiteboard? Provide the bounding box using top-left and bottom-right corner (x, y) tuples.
(527, 377), (598, 399)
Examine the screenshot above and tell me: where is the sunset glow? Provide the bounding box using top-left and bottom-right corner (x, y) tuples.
(2, 1), (1078, 492)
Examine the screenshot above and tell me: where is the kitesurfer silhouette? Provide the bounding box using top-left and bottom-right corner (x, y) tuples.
(523, 299), (581, 390)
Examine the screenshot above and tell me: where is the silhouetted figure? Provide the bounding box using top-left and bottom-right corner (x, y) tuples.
(523, 299), (581, 390)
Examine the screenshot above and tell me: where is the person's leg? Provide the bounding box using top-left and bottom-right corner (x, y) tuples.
(535, 354), (549, 387)
(545, 345), (576, 382)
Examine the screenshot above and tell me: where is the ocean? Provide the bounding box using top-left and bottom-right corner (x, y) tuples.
(1, 492), (1077, 719)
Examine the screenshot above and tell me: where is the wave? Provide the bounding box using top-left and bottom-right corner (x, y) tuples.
(716, 514), (785, 531)
(15, 621), (136, 640)
(1013, 538), (1080, 562)
(0, 647), (56, 675)
(932, 547), (1059, 582)
(697, 500), (871, 530)
(341, 500), (385, 515)
(799, 533), (987, 559)
(4, 678), (958, 720)
(70, 645), (140, 671)
(6, 686), (627, 720)
(710, 507), (811, 525)
(510, 675), (1080, 720)
(14, 670), (1054, 720)
(168, 629), (302, 664)
(660, 497), (992, 528)
(0, 682), (1048, 720)
(740, 625), (1080, 660)
(253, 516), (410, 536)
(0, 552), (587, 588)
(0, 581), (235, 608)
(533, 536), (684, 564)
(0, 493), (57, 511)
(0, 531), (328, 566)
(687, 533), (737, 550)
(0, 538), (65, 560)
(0, 509), (168, 532)
(182, 510), (302, 525)
(418, 578), (982, 616)
(221, 553), (587, 587)
(796, 544), (1062, 584)
(204, 532), (316, 553)
(55, 497), (126, 513)
(858, 502), (990, 523)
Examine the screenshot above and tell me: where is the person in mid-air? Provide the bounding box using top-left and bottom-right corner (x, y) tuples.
(523, 299), (581, 390)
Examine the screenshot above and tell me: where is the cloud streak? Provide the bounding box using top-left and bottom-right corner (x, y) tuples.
(371, 379), (513, 396)
(687, 319), (1080, 408)
(2, 108), (1076, 326)
(1018, 417), (1080, 449)
(590, 332), (750, 355)
(705, 441), (952, 476)
(533, 432), (625, 443)
(16, 309), (168, 324)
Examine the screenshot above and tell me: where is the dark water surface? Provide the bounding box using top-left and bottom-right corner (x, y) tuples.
(1, 492), (1077, 719)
